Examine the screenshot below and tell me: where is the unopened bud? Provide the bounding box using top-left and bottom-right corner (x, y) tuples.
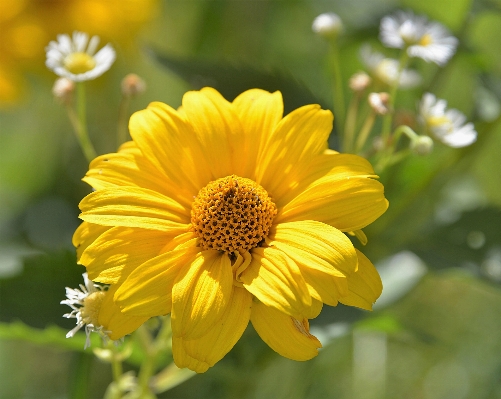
(312, 13), (343, 40)
(368, 92), (390, 115)
(349, 72), (371, 93)
(410, 135), (434, 155)
(52, 77), (75, 104)
(121, 73), (146, 97)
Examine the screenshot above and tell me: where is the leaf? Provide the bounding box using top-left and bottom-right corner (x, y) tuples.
(146, 48), (330, 116)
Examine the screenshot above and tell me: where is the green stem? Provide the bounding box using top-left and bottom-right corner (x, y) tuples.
(67, 83), (97, 163)
(117, 95), (131, 148)
(375, 125), (418, 172)
(137, 325), (157, 396)
(380, 50), (409, 144)
(355, 111), (376, 153)
(110, 344), (123, 385)
(344, 94), (360, 153)
(329, 41), (346, 136)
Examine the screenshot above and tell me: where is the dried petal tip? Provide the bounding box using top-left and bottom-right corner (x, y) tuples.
(121, 73), (146, 97)
(312, 13), (343, 39)
(368, 92), (390, 115)
(410, 135), (434, 155)
(52, 77), (75, 104)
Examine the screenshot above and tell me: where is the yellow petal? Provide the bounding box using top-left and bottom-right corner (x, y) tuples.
(172, 337), (210, 373)
(79, 187), (190, 233)
(250, 300), (321, 361)
(173, 287), (252, 372)
(182, 88), (244, 178)
(73, 222), (110, 262)
(98, 285), (149, 340)
(269, 220), (358, 276)
(339, 249), (383, 310)
(267, 221), (357, 306)
(129, 102), (212, 193)
(277, 177), (389, 232)
(256, 104), (333, 198)
(240, 247), (311, 319)
(276, 152), (378, 207)
(114, 246), (199, 317)
(172, 251), (234, 340)
(232, 89), (283, 178)
(83, 149), (192, 209)
(80, 227), (175, 284)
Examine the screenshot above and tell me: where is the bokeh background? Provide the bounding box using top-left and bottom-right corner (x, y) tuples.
(1, 0), (501, 398)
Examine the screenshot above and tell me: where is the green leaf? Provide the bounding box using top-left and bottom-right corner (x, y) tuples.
(147, 49), (330, 115)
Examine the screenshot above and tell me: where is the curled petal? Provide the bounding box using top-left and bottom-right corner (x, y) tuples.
(251, 300), (321, 361)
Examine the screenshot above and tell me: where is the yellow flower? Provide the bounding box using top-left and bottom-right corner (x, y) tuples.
(73, 88), (388, 373)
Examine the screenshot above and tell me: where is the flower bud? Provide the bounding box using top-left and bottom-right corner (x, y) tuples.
(349, 72), (371, 93)
(410, 135), (434, 155)
(52, 77), (75, 104)
(121, 73), (146, 98)
(368, 92), (390, 115)
(312, 13), (343, 40)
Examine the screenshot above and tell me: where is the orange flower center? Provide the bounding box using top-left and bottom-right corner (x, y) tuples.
(191, 175), (277, 254)
(81, 291), (106, 326)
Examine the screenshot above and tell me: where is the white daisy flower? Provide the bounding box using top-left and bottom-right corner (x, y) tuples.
(61, 273), (109, 348)
(380, 11), (458, 66)
(360, 45), (421, 88)
(46, 31), (116, 82)
(419, 93), (477, 147)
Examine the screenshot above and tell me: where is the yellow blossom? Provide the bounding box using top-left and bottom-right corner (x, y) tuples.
(74, 88), (388, 372)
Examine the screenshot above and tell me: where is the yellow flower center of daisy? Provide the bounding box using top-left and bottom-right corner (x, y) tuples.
(418, 33), (433, 47)
(81, 291), (106, 326)
(191, 175), (277, 254)
(63, 52), (96, 74)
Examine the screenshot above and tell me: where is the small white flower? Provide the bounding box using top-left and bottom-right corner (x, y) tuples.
(61, 273), (109, 348)
(419, 93), (477, 147)
(360, 45), (421, 88)
(46, 31), (116, 82)
(312, 12), (343, 39)
(380, 11), (458, 66)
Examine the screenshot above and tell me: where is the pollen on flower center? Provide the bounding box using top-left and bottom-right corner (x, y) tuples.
(418, 33), (433, 47)
(64, 52), (96, 74)
(191, 175), (277, 254)
(80, 291), (106, 326)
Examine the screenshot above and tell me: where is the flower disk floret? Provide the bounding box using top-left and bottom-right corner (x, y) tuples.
(74, 87), (389, 373)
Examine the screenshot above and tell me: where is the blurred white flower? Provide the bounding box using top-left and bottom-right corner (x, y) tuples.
(380, 11), (458, 66)
(312, 12), (343, 39)
(61, 273), (109, 348)
(368, 92), (390, 115)
(419, 93), (477, 147)
(46, 31), (116, 82)
(360, 45), (421, 88)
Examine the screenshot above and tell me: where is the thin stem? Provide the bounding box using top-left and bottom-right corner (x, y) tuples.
(343, 94), (361, 153)
(137, 325), (157, 396)
(329, 41), (346, 136)
(355, 111), (376, 153)
(110, 344), (123, 385)
(67, 82), (97, 163)
(375, 125), (418, 172)
(117, 95), (131, 148)
(380, 50), (409, 144)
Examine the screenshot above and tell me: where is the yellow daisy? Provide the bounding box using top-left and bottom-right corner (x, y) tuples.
(73, 88), (388, 373)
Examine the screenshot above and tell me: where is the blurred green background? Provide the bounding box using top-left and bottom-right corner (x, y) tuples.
(2, 0), (501, 398)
